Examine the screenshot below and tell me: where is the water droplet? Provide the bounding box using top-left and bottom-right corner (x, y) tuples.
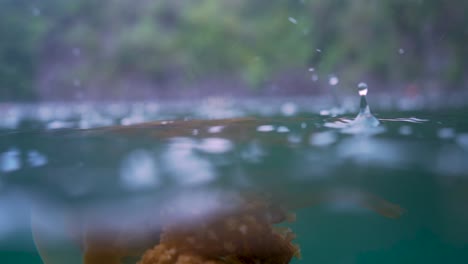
(47, 120), (74, 130)
(456, 133), (468, 150)
(32, 7), (41, 16)
(329, 75), (339, 86)
(120, 150), (160, 190)
(73, 79), (81, 87)
(277, 126), (290, 133)
(438, 128), (455, 139)
(281, 102), (297, 116)
(257, 125), (275, 132)
(287, 133), (302, 144)
(301, 122), (307, 129)
(27, 150), (48, 167)
(72, 48), (81, 57)
(308, 68), (315, 72)
(309, 131), (337, 147)
(311, 74), (319, 82)
(398, 125), (413, 136)
(398, 48), (405, 55)
(288, 17), (298, 24)
(196, 138), (233, 154)
(165, 139), (215, 185)
(0, 148), (21, 173)
(208, 126), (224, 134)
(316, 49), (322, 53)
(358, 82), (368, 96)
(348, 82), (380, 129)
(241, 142), (265, 163)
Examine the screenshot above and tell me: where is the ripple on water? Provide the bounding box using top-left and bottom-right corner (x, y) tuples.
(380, 117), (429, 123)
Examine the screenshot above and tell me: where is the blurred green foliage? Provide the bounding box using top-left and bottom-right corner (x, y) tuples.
(1, 0), (467, 100)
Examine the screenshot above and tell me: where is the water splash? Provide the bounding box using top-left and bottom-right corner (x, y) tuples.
(324, 83), (383, 134)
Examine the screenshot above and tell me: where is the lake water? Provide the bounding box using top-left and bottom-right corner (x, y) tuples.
(1, 96), (468, 264)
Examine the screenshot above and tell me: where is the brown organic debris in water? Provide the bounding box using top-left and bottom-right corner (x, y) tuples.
(137, 199), (300, 264)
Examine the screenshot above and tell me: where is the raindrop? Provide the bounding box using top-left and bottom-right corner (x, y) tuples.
(316, 49), (322, 53)
(288, 17), (298, 24)
(301, 122), (307, 129)
(308, 68), (315, 72)
(329, 75), (339, 86)
(398, 48), (405, 55)
(349, 82), (379, 128)
(358, 82), (368, 96)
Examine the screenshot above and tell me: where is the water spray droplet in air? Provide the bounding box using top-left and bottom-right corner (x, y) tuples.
(288, 17), (298, 24)
(354, 82), (379, 127)
(329, 75), (339, 86)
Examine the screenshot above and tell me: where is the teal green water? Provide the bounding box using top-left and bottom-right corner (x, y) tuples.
(1, 102), (468, 264)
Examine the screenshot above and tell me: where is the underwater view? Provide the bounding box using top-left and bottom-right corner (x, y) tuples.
(1, 89), (468, 263)
(2, 0), (468, 263)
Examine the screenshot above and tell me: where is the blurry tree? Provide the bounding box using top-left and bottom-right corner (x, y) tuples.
(0, 0), (467, 100)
